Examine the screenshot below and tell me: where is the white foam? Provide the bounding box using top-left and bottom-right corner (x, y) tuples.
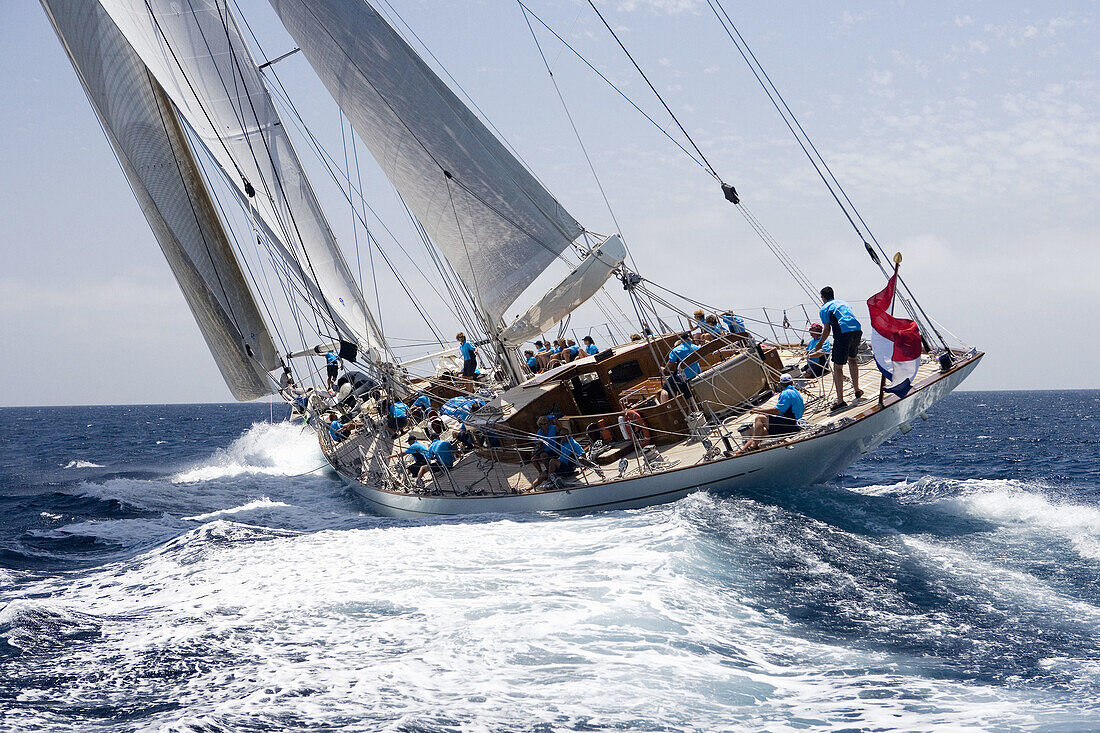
(183, 498), (291, 522)
(62, 460), (104, 469)
(949, 480), (1100, 561)
(3, 506), (1080, 732)
(172, 421), (323, 483)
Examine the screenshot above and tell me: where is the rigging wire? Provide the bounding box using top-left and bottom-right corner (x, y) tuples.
(706, 0), (950, 349)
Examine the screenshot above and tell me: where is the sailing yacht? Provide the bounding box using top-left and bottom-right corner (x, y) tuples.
(40, 0), (981, 517)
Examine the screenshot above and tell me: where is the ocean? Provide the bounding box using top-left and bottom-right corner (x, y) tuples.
(1, 391), (1098, 732)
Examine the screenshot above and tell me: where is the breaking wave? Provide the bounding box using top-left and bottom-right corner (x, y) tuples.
(171, 421), (323, 483)
(62, 460), (104, 469)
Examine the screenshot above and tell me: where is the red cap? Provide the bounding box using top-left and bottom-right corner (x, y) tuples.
(809, 322), (823, 332)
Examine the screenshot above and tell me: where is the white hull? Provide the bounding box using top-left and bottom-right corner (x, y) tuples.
(337, 355), (981, 518)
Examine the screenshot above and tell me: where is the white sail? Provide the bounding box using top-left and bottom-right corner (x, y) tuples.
(498, 236), (628, 347)
(94, 0), (387, 359)
(267, 0), (585, 323)
(42, 0), (279, 401)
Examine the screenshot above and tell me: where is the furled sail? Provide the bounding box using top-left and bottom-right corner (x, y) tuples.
(267, 0), (585, 323)
(42, 0), (279, 401)
(93, 0), (387, 359)
(498, 235), (627, 347)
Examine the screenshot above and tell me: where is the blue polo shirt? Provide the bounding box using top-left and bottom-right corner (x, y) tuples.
(820, 300), (861, 334)
(722, 314), (746, 334)
(412, 395), (431, 411)
(806, 336), (831, 366)
(429, 439), (455, 468)
(526, 356), (538, 371)
(585, 343), (599, 355)
(549, 436), (585, 465)
(328, 420), (344, 442)
(391, 402), (409, 419)
(668, 341), (701, 379)
(775, 386), (805, 419)
(568, 345), (580, 358)
(325, 351), (339, 366)
(459, 341), (476, 361)
(405, 441), (431, 461)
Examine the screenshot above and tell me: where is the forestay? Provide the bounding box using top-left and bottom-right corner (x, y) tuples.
(94, 0), (388, 359)
(267, 0), (585, 323)
(43, 0), (279, 401)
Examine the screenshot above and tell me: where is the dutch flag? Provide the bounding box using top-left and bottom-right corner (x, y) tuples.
(867, 272), (923, 397)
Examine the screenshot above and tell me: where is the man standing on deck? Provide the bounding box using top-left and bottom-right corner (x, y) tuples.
(324, 349), (340, 391)
(457, 332), (477, 380)
(817, 286), (864, 410)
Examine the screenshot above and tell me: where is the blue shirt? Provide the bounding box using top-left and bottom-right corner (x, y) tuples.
(328, 420), (344, 442)
(405, 442), (431, 461)
(668, 341), (702, 380)
(391, 402), (409, 419)
(536, 424), (558, 453)
(526, 356), (538, 371)
(568, 345), (580, 358)
(429, 439), (455, 468)
(775, 386), (805, 420)
(549, 436), (585, 464)
(820, 300), (861, 334)
(325, 351), (340, 366)
(697, 318), (722, 336)
(585, 343), (599, 355)
(722, 314), (746, 334)
(412, 395), (431, 411)
(806, 336), (831, 366)
(459, 341), (476, 361)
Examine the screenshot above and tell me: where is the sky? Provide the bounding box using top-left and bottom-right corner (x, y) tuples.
(0, 0), (1097, 406)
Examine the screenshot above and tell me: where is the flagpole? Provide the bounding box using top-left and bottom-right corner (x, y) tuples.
(879, 253), (903, 408)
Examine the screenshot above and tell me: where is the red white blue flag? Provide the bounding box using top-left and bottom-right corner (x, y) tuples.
(867, 272), (923, 397)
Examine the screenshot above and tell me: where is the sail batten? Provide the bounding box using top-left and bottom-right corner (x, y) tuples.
(267, 0), (585, 322)
(41, 0), (280, 401)
(95, 0), (388, 359)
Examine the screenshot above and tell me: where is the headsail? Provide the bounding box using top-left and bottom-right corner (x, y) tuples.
(94, 0), (387, 359)
(267, 0), (585, 323)
(42, 0), (279, 401)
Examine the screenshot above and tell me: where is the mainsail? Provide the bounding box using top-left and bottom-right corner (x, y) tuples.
(267, 0), (585, 323)
(42, 0), (280, 401)
(94, 0), (388, 359)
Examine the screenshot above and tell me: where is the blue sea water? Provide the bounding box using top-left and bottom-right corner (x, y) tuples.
(1, 391), (1099, 732)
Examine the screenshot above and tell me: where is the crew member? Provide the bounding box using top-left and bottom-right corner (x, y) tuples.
(457, 332), (477, 379)
(324, 349), (340, 390)
(802, 322), (831, 378)
(524, 350), (539, 374)
(659, 332), (701, 404)
(429, 438), (455, 471)
(818, 286), (864, 409)
(744, 374), (804, 450)
(404, 436), (433, 479)
(722, 310), (747, 335)
(582, 336), (600, 355)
